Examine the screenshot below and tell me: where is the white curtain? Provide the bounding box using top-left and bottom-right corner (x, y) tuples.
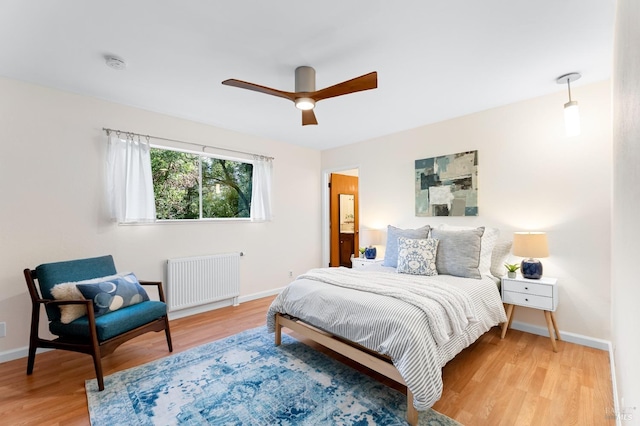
(106, 133), (156, 223)
(250, 156), (273, 221)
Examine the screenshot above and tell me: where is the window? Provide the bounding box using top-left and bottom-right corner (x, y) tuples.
(150, 147), (253, 220)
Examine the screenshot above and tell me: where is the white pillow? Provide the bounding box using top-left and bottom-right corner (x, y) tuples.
(436, 224), (499, 277)
(490, 240), (513, 278)
(50, 272), (131, 324)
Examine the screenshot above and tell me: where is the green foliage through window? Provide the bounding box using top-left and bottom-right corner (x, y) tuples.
(150, 148), (253, 220)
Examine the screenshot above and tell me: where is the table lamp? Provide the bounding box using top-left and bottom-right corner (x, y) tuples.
(512, 232), (549, 279)
(361, 228), (382, 259)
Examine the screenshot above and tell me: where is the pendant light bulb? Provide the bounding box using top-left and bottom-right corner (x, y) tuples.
(556, 72), (582, 138)
(564, 100), (580, 137)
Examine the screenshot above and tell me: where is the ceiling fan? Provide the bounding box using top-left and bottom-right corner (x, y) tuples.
(222, 66), (378, 126)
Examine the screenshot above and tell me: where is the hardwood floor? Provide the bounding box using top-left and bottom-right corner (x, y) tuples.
(0, 296), (614, 425)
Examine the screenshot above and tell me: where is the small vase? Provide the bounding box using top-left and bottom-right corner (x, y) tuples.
(507, 271), (516, 279)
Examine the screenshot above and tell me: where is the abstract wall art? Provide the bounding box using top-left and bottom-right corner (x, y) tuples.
(415, 150), (478, 216)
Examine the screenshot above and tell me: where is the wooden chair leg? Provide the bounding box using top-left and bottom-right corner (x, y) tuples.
(92, 352), (105, 391)
(26, 343), (37, 375)
(86, 308), (106, 391)
(27, 306), (40, 375)
(164, 317), (173, 352)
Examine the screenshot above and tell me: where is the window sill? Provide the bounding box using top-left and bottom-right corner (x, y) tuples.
(118, 218), (252, 226)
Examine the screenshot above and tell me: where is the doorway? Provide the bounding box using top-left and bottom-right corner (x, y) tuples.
(328, 170), (359, 267)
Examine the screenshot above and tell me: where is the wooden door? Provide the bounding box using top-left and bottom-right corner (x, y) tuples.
(330, 173), (359, 267)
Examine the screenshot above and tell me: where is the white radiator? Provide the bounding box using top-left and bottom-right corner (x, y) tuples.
(167, 252), (241, 312)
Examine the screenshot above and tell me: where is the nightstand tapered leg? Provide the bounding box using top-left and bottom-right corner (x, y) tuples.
(544, 310), (558, 352)
(501, 304), (514, 339)
(550, 311), (561, 341)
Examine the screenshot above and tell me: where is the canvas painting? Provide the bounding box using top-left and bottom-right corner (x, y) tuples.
(415, 150), (478, 216)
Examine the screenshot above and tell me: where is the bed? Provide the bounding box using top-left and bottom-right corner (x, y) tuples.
(266, 225), (510, 425)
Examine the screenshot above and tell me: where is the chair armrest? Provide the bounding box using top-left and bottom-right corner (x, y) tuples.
(139, 280), (162, 286)
(139, 280), (167, 303)
(43, 299), (93, 307)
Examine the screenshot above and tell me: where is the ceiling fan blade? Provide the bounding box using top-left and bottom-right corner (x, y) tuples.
(302, 109), (318, 126)
(222, 79), (296, 102)
(312, 72), (378, 102)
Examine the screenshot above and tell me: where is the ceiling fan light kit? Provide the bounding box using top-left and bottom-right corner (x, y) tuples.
(295, 97), (315, 110)
(222, 66), (377, 126)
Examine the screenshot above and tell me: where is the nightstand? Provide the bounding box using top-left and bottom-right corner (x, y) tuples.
(501, 275), (560, 352)
(351, 257), (384, 269)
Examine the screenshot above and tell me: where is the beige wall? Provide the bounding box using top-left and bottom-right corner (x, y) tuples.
(322, 81), (612, 341)
(0, 73), (618, 363)
(612, 0), (640, 415)
(0, 77), (323, 359)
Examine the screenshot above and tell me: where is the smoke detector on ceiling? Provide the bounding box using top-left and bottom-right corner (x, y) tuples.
(105, 55), (126, 70)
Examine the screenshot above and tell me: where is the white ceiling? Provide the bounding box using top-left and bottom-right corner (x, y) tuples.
(0, 0), (615, 150)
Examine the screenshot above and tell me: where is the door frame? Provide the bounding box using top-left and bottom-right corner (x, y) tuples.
(321, 165), (360, 268)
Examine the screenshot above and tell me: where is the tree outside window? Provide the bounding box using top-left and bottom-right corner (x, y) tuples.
(150, 148), (253, 220)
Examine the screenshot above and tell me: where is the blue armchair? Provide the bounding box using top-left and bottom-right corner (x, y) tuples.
(24, 255), (173, 390)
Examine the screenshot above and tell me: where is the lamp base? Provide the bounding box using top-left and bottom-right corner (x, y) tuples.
(521, 258), (543, 279)
(364, 247), (377, 259)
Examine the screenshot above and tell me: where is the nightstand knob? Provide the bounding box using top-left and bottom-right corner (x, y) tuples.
(524, 287), (529, 290)
(525, 298), (529, 301)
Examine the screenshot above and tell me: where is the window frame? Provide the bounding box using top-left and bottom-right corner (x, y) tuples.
(149, 144), (254, 223)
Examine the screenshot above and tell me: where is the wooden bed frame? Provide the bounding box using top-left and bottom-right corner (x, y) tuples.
(274, 312), (419, 425)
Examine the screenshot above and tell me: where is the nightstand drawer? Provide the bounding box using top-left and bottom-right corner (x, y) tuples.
(502, 280), (553, 297)
(352, 259), (369, 269)
(351, 258), (384, 269)
(503, 290), (554, 310)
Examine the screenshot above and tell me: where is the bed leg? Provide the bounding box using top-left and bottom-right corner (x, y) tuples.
(406, 388), (418, 426)
(274, 314), (282, 346)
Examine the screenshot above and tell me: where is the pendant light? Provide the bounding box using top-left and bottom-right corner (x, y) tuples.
(556, 72), (581, 137)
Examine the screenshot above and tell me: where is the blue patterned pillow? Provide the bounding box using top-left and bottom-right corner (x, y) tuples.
(382, 225), (431, 268)
(76, 273), (149, 317)
(396, 237), (439, 276)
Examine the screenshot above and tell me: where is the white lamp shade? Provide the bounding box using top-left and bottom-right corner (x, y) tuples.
(513, 232), (549, 258)
(564, 100), (581, 137)
(360, 228), (383, 247)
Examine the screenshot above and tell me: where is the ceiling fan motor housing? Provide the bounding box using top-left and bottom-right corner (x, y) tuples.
(295, 66), (315, 92)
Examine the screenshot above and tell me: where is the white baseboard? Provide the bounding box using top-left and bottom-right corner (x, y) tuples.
(510, 320), (610, 351)
(167, 299), (236, 320)
(0, 287), (286, 364)
(238, 287), (284, 303)
(167, 287), (284, 320)
(0, 347), (52, 364)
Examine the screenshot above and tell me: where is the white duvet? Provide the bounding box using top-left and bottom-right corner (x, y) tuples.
(266, 265), (507, 410)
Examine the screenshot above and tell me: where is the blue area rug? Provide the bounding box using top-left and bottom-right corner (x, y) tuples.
(86, 326), (461, 425)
